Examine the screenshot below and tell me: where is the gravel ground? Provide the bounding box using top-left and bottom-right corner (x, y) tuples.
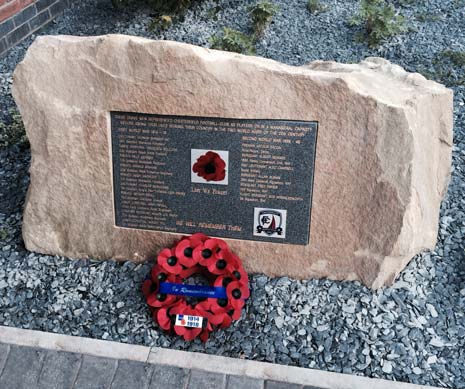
(1, 0), (465, 387)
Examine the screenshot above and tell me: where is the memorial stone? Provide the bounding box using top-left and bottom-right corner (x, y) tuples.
(13, 35), (453, 288)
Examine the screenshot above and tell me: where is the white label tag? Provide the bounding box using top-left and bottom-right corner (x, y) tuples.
(175, 314), (203, 328)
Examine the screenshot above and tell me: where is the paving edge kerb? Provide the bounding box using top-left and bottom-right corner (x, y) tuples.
(0, 325), (438, 389)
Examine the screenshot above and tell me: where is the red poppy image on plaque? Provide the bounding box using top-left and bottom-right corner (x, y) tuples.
(191, 149), (228, 185)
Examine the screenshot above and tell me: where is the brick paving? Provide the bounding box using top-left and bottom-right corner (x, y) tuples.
(0, 342), (320, 389)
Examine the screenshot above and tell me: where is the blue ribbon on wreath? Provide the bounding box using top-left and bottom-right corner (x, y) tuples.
(159, 282), (227, 299)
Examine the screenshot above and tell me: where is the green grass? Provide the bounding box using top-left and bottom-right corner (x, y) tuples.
(112, 0), (195, 13)
(248, 1), (279, 36)
(210, 28), (256, 55)
(417, 50), (465, 87)
(148, 14), (173, 31)
(307, 0), (326, 14)
(348, 0), (407, 47)
(440, 49), (465, 67)
(207, 4), (222, 20)
(0, 228), (9, 241)
(416, 12), (441, 22)
(0, 110), (28, 149)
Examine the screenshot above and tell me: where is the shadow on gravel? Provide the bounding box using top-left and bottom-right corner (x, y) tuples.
(0, 146), (29, 216)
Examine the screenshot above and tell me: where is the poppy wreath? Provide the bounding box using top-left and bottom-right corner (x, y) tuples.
(142, 233), (250, 342)
(192, 151), (226, 181)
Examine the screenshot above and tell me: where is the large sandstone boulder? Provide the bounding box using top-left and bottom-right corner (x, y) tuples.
(13, 35), (453, 288)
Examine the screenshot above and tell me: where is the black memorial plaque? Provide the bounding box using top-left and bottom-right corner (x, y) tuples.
(110, 112), (318, 245)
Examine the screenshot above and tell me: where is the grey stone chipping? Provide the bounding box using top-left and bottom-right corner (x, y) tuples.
(0, 0), (465, 388)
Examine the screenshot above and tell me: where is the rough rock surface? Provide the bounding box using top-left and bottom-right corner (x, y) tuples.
(12, 34), (453, 288)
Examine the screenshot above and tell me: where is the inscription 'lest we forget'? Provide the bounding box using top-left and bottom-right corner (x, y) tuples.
(110, 112), (318, 245)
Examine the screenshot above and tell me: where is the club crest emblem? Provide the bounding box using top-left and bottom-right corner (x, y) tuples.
(253, 208), (287, 239)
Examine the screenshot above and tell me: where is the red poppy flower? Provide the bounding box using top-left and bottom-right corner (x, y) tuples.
(231, 265), (249, 286)
(150, 265), (161, 279)
(192, 244), (212, 265)
(192, 151), (226, 182)
(206, 249), (239, 275)
(175, 238), (201, 267)
(199, 329), (210, 342)
(171, 303), (203, 341)
(179, 264), (203, 280)
(142, 278), (158, 299)
(196, 301), (215, 342)
(203, 238), (228, 259)
(188, 233), (209, 245)
(208, 310), (232, 328)
(230, 305), (243, 320)
(147, 290), (178, 308)
(213, 274), (236, 291)
(156, 308), (172, 331)
(226, 281), (250, 309)
(157, 248), (183, 275)
(207, 296), (233, 313)
(150, 263), (180, 283)
(204, 237), (229, 253)
(192, 238), (228, 267)
(195, 300), (212, 312)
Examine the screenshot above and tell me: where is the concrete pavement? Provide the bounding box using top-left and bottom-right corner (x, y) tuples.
(0, 326), (438, 389)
